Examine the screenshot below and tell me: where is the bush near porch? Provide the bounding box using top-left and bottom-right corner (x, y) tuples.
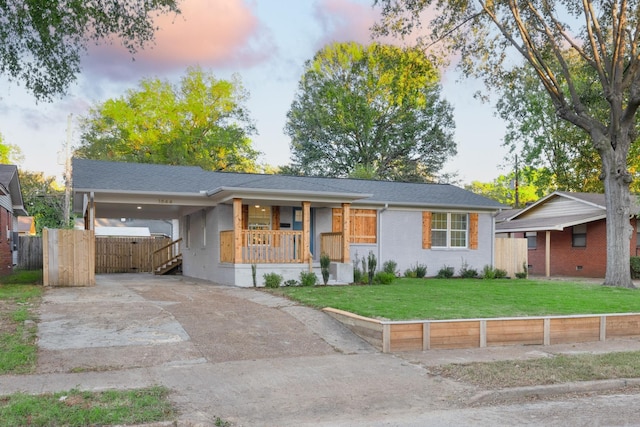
(270, 278), (640, 321)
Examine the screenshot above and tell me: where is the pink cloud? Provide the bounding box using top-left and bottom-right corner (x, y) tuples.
(312, 0), (379, 48)
(83, 0), (275, 81)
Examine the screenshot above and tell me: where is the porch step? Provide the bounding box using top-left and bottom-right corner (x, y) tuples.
(154, 256), (183, 275)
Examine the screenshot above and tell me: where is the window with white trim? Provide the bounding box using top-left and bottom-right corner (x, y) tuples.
(526, 232), (537, 249)
(431, 212), (468, 248)
(572, 224), (587, 247)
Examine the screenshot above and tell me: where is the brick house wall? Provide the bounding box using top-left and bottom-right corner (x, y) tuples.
(0, 206), (13, 275)
(526, 218), (638, 278)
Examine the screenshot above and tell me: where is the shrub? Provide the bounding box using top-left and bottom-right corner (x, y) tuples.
(263, 272), (283, 288)
(403, 268), (417, 278)
(382, 260), (398, 275)
(515, 262), (528, 279)
(353, 252), (364, 284)
(415, 263), (427, 278)
(374, 271), (396, 285)
(436, 265), (454, 279)
(459, 260), (478, 278)
(320, 253), (331, 285)
(482, 265), (496, 279)
(353, 267), (364, 284)
(367, 251), (377, 285)
(631, 257), (640, 279)
(251, 264), (257, 287)
(284, 279), (298, 287)
(495, 268), (508, 279)
(299, 271), (318, 287)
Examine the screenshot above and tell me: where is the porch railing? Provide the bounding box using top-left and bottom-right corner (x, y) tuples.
(152, 238), (182, 274)
(320, 232), (343, 261)
(220, 230), (304, 263)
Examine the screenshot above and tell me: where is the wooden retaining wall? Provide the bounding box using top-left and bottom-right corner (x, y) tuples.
(323, 308), (640, 353)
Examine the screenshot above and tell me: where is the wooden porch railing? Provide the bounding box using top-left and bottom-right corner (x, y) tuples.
(220, 230), (304, 263)
(152, 238), (182, 274)
(320, 232), (343, 261)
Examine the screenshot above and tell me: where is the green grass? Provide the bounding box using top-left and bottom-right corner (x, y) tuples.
(0, 386), (176, 427)
(0, 269), (43, 286)
(271, 278), (640, 320)
(437, 351), (640, 389)
(0, 270), (43, 374)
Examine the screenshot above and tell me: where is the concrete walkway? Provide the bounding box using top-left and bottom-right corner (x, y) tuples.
(3, 274), (640, 426)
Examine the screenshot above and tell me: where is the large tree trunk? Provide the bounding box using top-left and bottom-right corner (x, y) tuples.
(601, 142), (635, 288)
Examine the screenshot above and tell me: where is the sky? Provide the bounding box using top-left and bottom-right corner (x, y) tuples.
(0, 0), (509, 186)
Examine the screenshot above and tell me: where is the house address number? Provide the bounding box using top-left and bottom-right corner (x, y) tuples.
(158, 199), (173, 204)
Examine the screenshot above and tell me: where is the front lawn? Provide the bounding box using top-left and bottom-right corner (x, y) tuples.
(270, 278), (640, 320)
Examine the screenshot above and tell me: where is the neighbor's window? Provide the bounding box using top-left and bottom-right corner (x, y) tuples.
(526, 232), (537, 249)
(431, 212), (468, 248)
(572, 224), (587, 247)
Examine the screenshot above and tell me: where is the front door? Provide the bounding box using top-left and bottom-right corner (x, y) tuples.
(292, 207), (315, 257)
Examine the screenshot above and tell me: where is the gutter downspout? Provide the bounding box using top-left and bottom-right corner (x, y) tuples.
(378, 203), (388, 267)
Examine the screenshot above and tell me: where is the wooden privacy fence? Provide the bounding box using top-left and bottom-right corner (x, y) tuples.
(43, 229), (95, 287)
(494, 238), (528, 277)
(17, 235), (43, 270)
(324, 308), (640, 353)
(95, 236), (171, 273)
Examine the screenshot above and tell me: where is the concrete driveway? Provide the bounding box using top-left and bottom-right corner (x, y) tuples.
(5, 274), (640, 426)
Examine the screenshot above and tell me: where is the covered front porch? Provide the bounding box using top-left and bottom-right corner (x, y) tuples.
(218, 199), (352, 265)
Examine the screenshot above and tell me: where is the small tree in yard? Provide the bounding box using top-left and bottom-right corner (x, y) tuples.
(374, 0), (640, 288)
(320, 253), (331, 285)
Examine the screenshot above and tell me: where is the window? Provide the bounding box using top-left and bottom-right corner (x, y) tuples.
(430, 212), (468, 248)
(248, 205), (271, 230)
(572, 224), (587, 247)
(526, 232), (537, 249)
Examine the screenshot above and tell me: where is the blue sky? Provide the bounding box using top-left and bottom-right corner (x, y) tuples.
(0, 0), (508, 185)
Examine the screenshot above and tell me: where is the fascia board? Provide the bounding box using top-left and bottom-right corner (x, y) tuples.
(496, 214), (606, 233)
(205, 186), (372, 203)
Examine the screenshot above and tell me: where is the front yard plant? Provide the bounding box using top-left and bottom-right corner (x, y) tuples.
(263, 272), (283, 288)
(270, 278), (640, 321)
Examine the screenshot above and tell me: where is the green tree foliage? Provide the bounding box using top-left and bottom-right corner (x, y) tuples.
(20, 171), (67, 234)
(374, 0), (640, 286)
(465, 167), (548, 207)
(76, 67), (260, 172)
(495, 54), (640, 194)
(0, 0), (180, 101)
(0, 133), (23, 164)
(285, 42), (456, 182)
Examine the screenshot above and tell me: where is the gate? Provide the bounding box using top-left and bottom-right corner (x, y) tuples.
(95, 237), (171, 273)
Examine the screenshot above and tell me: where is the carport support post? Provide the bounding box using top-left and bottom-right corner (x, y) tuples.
(233, 198), (243, 263)
(545, 231), (551, 277)
(341, 203), (350, 263)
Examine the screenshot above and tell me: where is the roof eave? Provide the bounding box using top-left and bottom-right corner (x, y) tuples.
(205, 186), (373, 203)
(495, 214), (607, 233)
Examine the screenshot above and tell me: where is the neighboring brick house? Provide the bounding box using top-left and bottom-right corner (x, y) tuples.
(0, 165), (28, 275)
(496, 191), (639, 278)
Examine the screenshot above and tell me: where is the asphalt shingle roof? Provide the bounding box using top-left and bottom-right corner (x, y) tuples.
(72, 158), (504, 210)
